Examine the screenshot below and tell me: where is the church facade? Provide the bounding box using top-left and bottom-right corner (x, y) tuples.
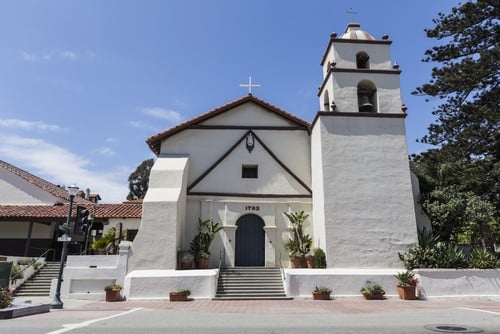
(129, 23), (423, 272)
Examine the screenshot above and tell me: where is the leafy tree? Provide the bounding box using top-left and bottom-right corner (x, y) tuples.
(127, 158), (154, 200)
(412, 0), (499, 251)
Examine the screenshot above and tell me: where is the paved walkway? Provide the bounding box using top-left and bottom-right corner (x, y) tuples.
(15, 296), (500, 315)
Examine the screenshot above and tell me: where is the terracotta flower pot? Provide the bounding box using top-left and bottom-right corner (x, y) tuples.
(305, 255), (314, 268)
(397, 285), (417, 300)
(169, 292), (189, 302)
(362, 292), (385, 300)
(180, 260), (193, 270)
(312, 292), (331, 300)
(105, 289), (122, 302)
(195, 257), (209, 269)
(290, 256), (306, 268)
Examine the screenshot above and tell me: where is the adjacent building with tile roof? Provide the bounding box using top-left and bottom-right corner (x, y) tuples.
(0, 159), (141, 257)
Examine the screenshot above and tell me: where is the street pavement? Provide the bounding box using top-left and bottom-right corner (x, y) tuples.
(3, 296), (499, 334)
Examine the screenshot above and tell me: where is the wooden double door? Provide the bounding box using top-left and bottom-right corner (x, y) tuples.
(235, 214), (265, 266)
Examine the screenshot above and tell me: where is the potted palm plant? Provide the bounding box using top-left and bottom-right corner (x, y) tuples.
(190, 218), (222, 269)
(394, 270), (418, 300)
(284, 211), (312, 268)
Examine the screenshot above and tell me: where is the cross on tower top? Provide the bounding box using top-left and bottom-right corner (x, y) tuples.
(240, 76), (261, 95)
(346, 8), (358, 22)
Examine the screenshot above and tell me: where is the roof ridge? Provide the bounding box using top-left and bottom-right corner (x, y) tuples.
(0, 160), (93, 204)
(146, 95), (310, 155)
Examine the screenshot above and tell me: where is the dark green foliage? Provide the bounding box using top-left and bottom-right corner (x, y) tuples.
(411, 1), (499, 251)
(127, 158), (154, 200)
(190, 218), (222, 259)
(9, 264), (23, 284)
(468, 248), (499, 269)
(312, 247), (327, 268)
(284, 211), (312, 257)
(0, 288), (13, 309)
(399, 228), (498, 269)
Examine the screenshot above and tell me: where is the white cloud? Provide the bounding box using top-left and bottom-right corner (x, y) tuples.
(141, 107), (182, 123)
(19, 49), (94, 62)
(0, 134), (128, 203)
(92, 146), (116, 157)
(105, 137), (119, 144)
(0, 119), (65, 132)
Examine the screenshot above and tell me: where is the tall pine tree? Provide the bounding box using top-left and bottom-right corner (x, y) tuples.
(412, 0), (499, 250)
(127, 158), (154, 200)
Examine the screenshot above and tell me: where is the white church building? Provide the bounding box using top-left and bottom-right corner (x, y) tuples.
(128, 22), (426, 277)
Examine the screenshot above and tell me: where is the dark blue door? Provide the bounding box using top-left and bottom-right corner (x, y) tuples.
(235, 214), (265, 266)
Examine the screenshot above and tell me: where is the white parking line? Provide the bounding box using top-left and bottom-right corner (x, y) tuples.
(45, 307), (143, 334)
(457, 307), (500, 316)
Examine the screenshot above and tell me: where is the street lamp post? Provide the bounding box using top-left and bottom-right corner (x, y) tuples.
(51, 184), (79, 309)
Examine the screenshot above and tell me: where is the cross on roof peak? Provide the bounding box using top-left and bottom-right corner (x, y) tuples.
(239, 76), (261, 95)
(346, 8), (358, 22)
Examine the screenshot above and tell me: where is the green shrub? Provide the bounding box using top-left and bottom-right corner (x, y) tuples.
(9, 264), (23, 284)
(0, 288), (13, 309)
(468, 248), (499, 269)
(312, 248), (327, 268)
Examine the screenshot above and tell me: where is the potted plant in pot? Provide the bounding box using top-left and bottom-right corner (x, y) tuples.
(178, 249), (194, 270)
(104, 284), (122, 302)
(312, 286), (332, 300)
(394, 270), (418, 300)
(190, 218), (222, 269)
(169, 288), (191, 302)
(284, 211), (312, 268)
(360, 280), (385, 300)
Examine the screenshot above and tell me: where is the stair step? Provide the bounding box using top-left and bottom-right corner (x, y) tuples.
(214, 267), (287, 301)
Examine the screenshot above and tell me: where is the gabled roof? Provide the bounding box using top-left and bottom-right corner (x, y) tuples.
(0, 203), (142, 221)
(146, 95), (311, 155)
(0, 160), (93, 205)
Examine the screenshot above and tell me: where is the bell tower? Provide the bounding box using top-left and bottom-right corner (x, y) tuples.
(311, 23), (417, 268)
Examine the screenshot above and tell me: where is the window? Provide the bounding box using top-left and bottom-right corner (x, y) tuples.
(242, 165), (258, 178)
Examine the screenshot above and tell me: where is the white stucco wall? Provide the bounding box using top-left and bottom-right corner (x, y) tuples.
(128, 156), (189, 270)
(328, 72), (402, 114)
(0, 169), (58, 204)
(159, 102), (311, 189)
(312, 115), (418, 268)
(182, 198), (312, 268)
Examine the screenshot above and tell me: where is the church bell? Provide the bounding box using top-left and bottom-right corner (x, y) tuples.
(359, 95), (373, 112)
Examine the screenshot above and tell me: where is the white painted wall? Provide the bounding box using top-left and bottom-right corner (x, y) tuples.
(182, 198), (312, 268)
(56, 242), (130, 300)
(326, 72), (402, 114)
(0, 169), (58, 204)
(312, 115), (418, 268)
(128, 156), (189, 270)
(415, 269), (500, 299)
(159, 102), (311, 188)
(125, 269), (218, 300)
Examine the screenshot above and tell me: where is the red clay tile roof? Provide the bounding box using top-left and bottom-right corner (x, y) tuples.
(0, 160), (94, 205)
(0, 203), (142, 221)
(146, 95), (311, 155)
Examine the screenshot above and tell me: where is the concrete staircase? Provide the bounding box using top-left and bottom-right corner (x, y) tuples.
(15, 262), (59, 297)
(214, 267), (291, 300)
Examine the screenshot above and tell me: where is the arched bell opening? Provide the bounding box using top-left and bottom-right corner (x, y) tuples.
(323, 90), (330, 111)
(357, 80), (377, 112)
(356, 51), (370, 69)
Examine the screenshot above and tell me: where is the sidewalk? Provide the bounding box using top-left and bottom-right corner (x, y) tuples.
(15, 296), (500, 315)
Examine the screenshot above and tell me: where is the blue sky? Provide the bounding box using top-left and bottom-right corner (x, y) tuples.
(0, 0), (460, 203)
